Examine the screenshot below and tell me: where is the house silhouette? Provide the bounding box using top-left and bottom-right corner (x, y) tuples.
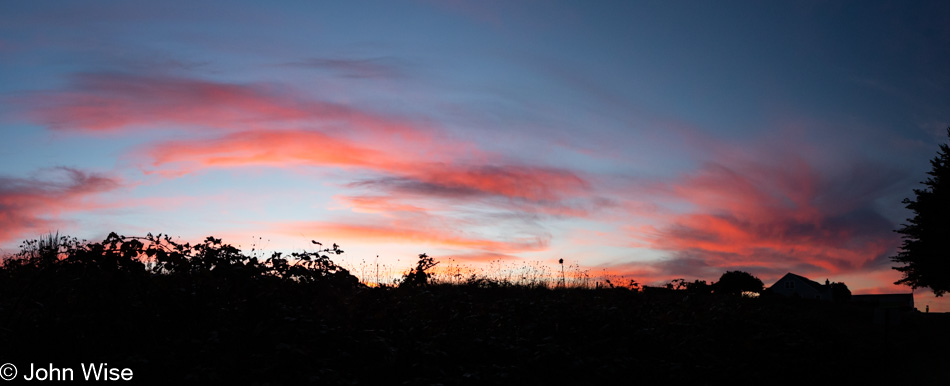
(768, 272), (834, 301)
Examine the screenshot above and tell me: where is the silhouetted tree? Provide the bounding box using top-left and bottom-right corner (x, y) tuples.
(892, 127), (950, 296)
(685, 279), (711, 294)
(401, 253), (438, 287)
(830, 281), (851, 302)
(714, 271), (763, 295)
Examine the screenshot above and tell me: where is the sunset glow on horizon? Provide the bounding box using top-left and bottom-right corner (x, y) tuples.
(2, 1), (950, 310)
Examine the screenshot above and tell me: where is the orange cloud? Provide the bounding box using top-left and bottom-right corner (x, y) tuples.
(146, 129), (406, 172)
(272, 221), (549, 254)
(588, 262), (685, 288)
(333, 195), (429, 215)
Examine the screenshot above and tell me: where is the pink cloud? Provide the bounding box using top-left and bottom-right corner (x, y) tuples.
(27, 74), (309, 131)
(21, 72), (594, 209)
(22, 73), (433, 142)
(13, 71), (601, 264)
(142, 128), (589, 204)
(0, 167), (120, 245)
(638, 152), (902, 279)
(411, 164), (589, 202)
(354, 164), (589, 203)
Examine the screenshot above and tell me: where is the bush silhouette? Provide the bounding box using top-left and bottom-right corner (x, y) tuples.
(400, 253), (438, 288)
(714, 270), (764, 295)
(830, 281), (851, 302)
(2, 232), (361, 290)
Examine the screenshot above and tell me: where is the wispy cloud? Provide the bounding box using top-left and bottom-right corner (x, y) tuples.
(18, 72), (594, 210)
(642, 152), (901, 279)
(145, 129), (401, 172)
(0, 167), (120, 244)
(351, 164), (589, 202)
(26, 72), (592, 208)
(140, 127), (591, 209)
(19, 73), (432, 138)
(11, 71), (599, 260)
(332, 195), (430, 215)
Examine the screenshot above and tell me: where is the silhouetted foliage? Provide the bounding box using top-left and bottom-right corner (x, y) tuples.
(666, 278), (687, 290)
(401, 253), (438, 287)
(602, 278), (640, 291)
(3, 231), (361, 290)
(662, 278), (712, 293)
(684, 279), (712, 294)
(2, 232), (947, 384)
(714, 270), (764, 295)
(892, 127), (950, 296)
(628, 278), (640, 291)
(830, 281), (851, 302)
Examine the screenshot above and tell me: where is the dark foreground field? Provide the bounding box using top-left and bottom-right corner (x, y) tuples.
(2, 235), (948, 385)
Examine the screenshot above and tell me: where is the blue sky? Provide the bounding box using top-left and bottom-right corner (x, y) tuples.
(2, 0), (949, 309)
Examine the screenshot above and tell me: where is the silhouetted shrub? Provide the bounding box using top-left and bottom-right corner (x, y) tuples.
(2, 232), (361, 290)
(831, 281), (851, 302)
(714, 270), (764, 295)
(400, 253), (438, 288)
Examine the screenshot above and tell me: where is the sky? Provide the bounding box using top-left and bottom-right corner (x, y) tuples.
(2, 1), (949, 310)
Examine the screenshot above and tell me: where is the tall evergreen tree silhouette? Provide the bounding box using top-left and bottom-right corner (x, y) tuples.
(892, 127), (950, 296)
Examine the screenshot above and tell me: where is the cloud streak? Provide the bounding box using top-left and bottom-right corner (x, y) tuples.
(0, 167), (120, 244)
(351, 164), (589, 202)
(19, 72), (594, 205)
(146, 129), (402, 172)
(272, 221), (550, 254)
(20, 73), (430, 140)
